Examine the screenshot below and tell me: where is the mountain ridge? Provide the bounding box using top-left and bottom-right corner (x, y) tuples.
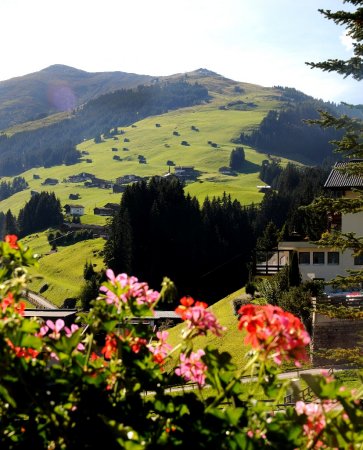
(0, 65), (155, 130)
(0, 65), (269, 131)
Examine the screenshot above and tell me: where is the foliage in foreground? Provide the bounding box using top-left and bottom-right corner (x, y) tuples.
(0, 236), (363, 449)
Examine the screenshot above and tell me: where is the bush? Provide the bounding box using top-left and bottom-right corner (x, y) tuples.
(0, 236), (362, 449)
(229, 147), (245, 171)
(245, 282), (257, 296)
(39, 283), (48, 293)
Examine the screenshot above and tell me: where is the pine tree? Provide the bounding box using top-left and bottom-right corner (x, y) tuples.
(307, 0), (363, 287)
(4, 210), (18, 236)
(18, 192), (63, 237)
(229, 147), (245, 171)
(288, 251), (302, 288)
(256, 221), (279, 251)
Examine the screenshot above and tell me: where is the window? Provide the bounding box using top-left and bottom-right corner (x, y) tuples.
(299, 252), (310, 264)
(327, 252), (339, 265)
(354, 254), (363, 265)
(313, 252), (325, 264)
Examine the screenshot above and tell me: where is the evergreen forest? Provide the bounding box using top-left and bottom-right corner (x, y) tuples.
(102, 164), (328, 306)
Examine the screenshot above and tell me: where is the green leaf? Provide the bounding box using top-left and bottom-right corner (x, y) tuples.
(102, 320), (119, 332)
(20, 320), (39, 333)
(225, 407), (244, 426)
(20, 334), (42, 350)
(0, 385), (17, 408)
(300, 374), (323, 396)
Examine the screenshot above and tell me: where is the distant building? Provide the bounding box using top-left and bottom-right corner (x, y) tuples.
(94, 207), (114, 216)
(42, 178), (58, 186)
(128, 311), (182, 329)
(24, 309), (77, 326)
(174, 166), (197, 180)
(257, 185), (271, 193)
(64, 204), (85, 216)
(115, 174), (143, 185)
(94, 203), (120, 216)
(67, 173), (95, 183)
(69, 193), (80, 200)
(277, 160), (363, 291)
(104, 203), (120, 212)
(84, 178), (112, 189)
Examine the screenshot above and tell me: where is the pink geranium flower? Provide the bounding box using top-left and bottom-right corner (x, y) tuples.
(175, 297), (226, 337)
(46, 319), (65, 339)
(100, 270), (159, 309)
(148, 330), (172, 364)
(64, 324), (79, 337)
(175, 349), (208, 386)
(295, 400), (336, 446)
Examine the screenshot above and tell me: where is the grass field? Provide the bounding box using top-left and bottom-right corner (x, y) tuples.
(2, 77), (295, 304)
(21, 232), (105, 306)
(0, 79), (292, 217)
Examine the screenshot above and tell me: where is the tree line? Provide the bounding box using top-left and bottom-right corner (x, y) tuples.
(0, 176), (28, 201)
(103, 176), (254, 304)
(101, 165), (329, 307)
(0, 192), (63, 239)
(237, 98), (359, 165)
(254, 162), (329, 240)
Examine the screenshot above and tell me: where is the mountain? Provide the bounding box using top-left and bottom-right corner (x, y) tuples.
(1, 65), (362, 179)
(0, 65), (154, 130)
(0, 66), (354, 304)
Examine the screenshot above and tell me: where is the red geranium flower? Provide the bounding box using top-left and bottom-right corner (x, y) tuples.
(101, 334), (118, 360)
(238, 304), (310, 367)
(5, 234), (19, 249)
(1, 292), (14, 313)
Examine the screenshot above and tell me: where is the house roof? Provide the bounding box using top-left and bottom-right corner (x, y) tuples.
(24, 309), (77, 318)
(128, 311), (181, 320)
(324, 159), (363, 189)
(154, 311), (180, 319)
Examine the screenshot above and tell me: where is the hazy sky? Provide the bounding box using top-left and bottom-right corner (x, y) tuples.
(1, 0), (361, 104)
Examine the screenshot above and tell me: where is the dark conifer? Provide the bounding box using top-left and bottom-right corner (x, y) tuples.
(4, 210), (18, 236)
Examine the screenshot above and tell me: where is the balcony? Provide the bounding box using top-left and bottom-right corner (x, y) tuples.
(254, 249), (288, 276)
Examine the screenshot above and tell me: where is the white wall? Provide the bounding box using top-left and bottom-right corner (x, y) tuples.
(278, 242), (363, 290)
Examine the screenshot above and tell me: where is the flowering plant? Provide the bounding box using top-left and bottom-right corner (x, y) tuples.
(0, 236), (362, 449)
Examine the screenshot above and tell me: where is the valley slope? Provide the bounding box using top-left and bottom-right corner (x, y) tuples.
(0, 68), (314, 304)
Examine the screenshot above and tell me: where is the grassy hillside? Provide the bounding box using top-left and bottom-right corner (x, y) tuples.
(165, 287), (249, 370)
(0, 77), (292, 216)
(1, 73), (297, 303)
(21, 232), (105, 306)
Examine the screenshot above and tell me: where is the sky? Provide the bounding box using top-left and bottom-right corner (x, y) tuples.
(0, 0), (361, 104)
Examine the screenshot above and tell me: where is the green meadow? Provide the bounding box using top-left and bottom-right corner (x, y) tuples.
(3, 78), (295, 304)
(21, 233), (105, 306)
(0, 79), (291, 216)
